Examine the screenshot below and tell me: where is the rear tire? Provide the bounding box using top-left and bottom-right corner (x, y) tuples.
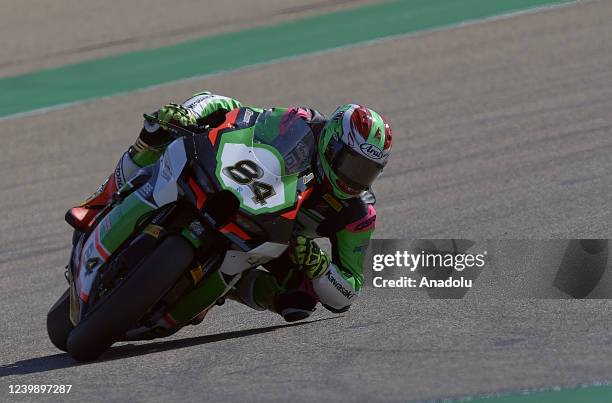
(66, 235), (194, 362)
(46, 289), (74, 352)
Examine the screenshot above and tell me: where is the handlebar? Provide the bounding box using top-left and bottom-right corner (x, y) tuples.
(143, 113), (209, 139)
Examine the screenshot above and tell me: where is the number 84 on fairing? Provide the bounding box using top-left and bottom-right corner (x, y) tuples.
(217, 141), (296, 214)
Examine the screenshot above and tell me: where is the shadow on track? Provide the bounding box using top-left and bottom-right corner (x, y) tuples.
(0, 317), (339, 377)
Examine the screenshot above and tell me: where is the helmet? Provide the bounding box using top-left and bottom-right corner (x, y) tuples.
(317, 104), (392, 199)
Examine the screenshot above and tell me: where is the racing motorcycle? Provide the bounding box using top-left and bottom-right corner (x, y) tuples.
(46, 107), (316, 361)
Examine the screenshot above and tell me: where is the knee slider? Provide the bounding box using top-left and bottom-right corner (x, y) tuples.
(274, 291), (317, 322)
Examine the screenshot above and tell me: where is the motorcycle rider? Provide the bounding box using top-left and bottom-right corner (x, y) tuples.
(67, 91), (392, 323)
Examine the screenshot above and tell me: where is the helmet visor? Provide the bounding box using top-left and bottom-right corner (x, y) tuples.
(327, 145), (384, 194)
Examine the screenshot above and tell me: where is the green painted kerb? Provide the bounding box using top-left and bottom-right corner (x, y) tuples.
(467, 383), (612, 403)
(0, 0), (573, 118)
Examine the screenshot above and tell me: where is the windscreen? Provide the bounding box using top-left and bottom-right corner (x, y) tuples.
(252, 109), (315, 177)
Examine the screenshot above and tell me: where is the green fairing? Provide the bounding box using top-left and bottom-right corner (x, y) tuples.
(334, 228), (373, 291)
(132, 148), (162, 167)
(168, 270), (229, 323)
(99, 193), (155, 253)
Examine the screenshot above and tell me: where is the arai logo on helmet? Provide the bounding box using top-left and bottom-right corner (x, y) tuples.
(360, 143), (384, 159)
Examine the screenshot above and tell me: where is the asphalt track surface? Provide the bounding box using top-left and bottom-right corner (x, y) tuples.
(0, 0), (378, 77)
(1, 0), (612, 401)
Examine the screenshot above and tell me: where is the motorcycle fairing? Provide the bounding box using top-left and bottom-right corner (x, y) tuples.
(71, 140), (189, 318)
(214, 128), (298, 215)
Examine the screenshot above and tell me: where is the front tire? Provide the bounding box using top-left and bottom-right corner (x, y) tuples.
(46, 289), (74, 352)
(66, 235), (194, 362)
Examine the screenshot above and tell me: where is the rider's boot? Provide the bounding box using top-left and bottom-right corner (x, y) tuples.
(231, 267), (318, 322)
(65, 136), (165, 231)
(65, 150), (138, 231)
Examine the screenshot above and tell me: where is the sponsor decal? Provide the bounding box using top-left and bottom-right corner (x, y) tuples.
(184, 94), (213, 109)
(322, 193), (343, 212)
(140, 182), (154, 198)
(326, 270), (355, 300)
(114, 164), (124, 189)
(360, 143), (384, 159)
(303, 172), (314, 185)
(243, 108), (253, 123)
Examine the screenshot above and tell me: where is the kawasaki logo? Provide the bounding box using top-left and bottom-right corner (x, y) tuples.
(326, 271), (355, 300)
(360, 143), (383, 159)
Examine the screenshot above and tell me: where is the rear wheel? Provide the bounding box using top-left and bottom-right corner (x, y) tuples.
(66, 235), (194, 361)
(46, 289), (74, 352)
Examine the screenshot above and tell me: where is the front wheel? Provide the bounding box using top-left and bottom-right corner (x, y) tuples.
(46, 289), (74, 352)
(66, 235), (194, 361)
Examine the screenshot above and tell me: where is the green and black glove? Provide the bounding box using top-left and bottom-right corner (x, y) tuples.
(157, 103), (197, 129)
(289, 236), (330, 279)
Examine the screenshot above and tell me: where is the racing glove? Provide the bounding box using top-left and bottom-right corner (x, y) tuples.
(157, 103), (197, 129)
(289, 236), (330, 279)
